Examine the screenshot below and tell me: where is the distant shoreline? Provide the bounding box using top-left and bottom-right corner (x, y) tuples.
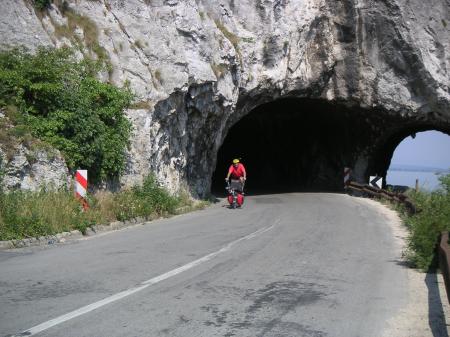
(386, 170), (446, 191)
(389, 165), (450, 174)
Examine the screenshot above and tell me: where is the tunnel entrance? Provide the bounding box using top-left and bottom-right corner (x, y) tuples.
(211, 98), (364, 194)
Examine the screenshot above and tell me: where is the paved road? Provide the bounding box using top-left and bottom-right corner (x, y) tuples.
(0, 193), (413, 337)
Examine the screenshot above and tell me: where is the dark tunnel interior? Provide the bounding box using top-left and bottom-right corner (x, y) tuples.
(211, 98), (366, 195)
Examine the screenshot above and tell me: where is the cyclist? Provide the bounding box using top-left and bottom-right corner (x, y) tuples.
(225, 158), (247, 191)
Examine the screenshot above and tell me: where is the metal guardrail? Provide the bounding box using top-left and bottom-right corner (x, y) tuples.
(345, 181), (416, 214)
(439, 231), (450, 304)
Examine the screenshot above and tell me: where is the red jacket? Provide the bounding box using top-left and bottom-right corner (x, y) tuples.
(228, 163), (246, 179)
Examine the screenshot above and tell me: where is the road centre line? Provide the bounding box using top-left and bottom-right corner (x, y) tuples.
(9, 225), (275, 337)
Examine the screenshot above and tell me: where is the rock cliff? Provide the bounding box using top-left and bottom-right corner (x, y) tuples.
(0, 110), (70, 191)
(0, 0), (449, 195)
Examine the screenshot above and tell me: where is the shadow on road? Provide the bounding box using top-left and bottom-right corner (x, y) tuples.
(425, 271), (449, 337)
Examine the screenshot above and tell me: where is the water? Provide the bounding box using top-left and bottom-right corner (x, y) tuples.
(386, 170), (447, 191)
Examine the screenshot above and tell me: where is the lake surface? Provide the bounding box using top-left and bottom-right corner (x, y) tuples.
(386, 170), (447, 191)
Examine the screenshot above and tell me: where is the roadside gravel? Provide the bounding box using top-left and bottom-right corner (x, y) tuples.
(355, 197), (450, 337)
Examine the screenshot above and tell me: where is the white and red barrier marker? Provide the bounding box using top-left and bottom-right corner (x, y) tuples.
(75, 170), (89, 210)
(344, 167), (352, 187)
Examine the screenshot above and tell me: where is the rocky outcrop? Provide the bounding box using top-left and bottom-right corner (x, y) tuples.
(0, 0), (449, 196)
(0, 110), (70, 192)
(0, 144), (70, 192)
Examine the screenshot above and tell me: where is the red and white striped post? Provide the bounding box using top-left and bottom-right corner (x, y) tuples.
(344, 167), (352, 188)
(75, 170), (89, 210)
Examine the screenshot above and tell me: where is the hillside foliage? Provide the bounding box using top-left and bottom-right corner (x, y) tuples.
(33, 0), (52, 10)
(401, 173), (450, 270)
(0, 47), (132, 184)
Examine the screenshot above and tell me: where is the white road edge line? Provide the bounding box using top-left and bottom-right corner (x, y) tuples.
(11, 225), (275, 337)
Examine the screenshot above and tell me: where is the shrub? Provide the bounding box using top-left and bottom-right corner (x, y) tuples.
(113, 175), (180, 221)
(0, 47), (132, 184)
(34, 0), (52, 10)
(402, 173), (450, 270)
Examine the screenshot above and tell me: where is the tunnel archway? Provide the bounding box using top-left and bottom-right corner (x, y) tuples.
(382, 130), (450, 190)
(370, 126), (450, 188)
(211, 98), (369, 194)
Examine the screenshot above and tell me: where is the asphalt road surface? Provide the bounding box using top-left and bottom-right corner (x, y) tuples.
(0, 193), (426, 337)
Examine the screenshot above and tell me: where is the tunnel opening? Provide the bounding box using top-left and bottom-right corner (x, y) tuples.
(384, 130), (450, 191)
(211, 98), (369, 195)
(370, 125), (450, 189)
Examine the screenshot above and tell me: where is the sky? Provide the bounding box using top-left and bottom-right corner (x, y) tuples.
(390, 130), (450, 170)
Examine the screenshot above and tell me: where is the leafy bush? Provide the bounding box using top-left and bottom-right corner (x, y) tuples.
(402, 173), (450, 270)
(0, 47), (132, 184)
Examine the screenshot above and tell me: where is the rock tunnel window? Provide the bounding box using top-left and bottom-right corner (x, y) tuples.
(386, 130), (450, 191)
(211, 98), (365, 194)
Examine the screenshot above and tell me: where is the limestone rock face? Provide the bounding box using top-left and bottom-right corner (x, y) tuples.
(0, 0), (449, 196)
(0, 144), (70, 192)
(0, 111), (70, 192)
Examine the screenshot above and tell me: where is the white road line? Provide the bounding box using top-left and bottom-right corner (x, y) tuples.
(11, 225), (275, 337)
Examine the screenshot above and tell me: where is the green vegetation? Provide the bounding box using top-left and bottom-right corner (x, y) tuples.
(34, 0), (52, 10)
(0, 47), (207, 242)
(210, 63), (228, 79)
(51, 7), (108, 63)
(134, 40), (145, 50)
(0, 47), (132, 184)
(0, 175), (205, 241)
(111, 175), (179, 221)
(214, 20), (240, 48)
(242, 37), (255, 43)
(130, 100), (153, 110)
(214, 20), (243, 66)
(397, 173), (450, 270)
(154, 69), (163, 84)
(0, 188), (100, 240)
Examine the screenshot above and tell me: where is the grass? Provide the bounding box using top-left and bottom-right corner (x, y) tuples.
(0, 188), (101, 240)
(0, 121), (20, 161)
(214, 20), (240, 48)
(241, 37), (255, 43)
(0, 106), (51, 161)
(154, 69), (163, 84)
(393, 173), (450, 270)
(134, 40), (144, 50)
(210, 63), (228, 79)
(129, 100), (153, 110)
(0, 175), (208, 241)
(214, 20), (243, 66)
(51, 6), (108, 62)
